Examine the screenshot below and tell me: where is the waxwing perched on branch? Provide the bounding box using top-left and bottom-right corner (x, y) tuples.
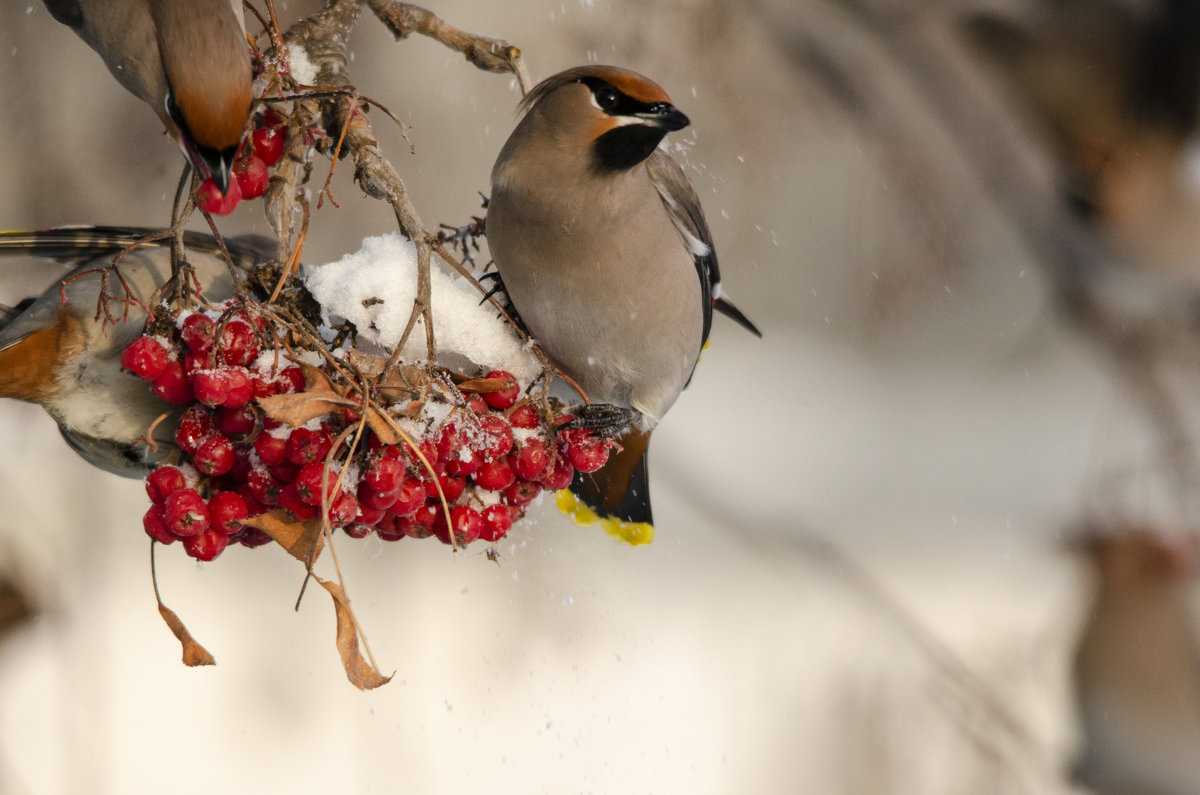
(0, 227), (269, 476)
(487, 65), (761, 536)
(43, 0), (253, 193)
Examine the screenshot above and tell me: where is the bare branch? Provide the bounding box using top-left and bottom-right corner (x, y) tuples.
(365, 1), (532, 93)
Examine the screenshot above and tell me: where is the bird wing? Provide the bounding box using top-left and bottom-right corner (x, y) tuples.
(646, 150), (716, 345)
(0, 226), (275, 272)
(646, 151), (762, 340)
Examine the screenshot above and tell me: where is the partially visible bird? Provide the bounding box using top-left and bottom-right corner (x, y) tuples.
(487, 65), (761, 538)
(1073, 529), (1200, 795)
(0, 226), (269, 476)
(44, 0), (253, 193)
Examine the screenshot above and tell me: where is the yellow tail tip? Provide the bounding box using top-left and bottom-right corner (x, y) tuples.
(555, 490), (654, 546)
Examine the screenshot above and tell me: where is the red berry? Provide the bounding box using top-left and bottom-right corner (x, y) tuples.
(181, 314), (217, 353)
(234, 154), (269, 199)
(427, 474), (464, 503)
(288, 427), (332, 466)
(221, 368), (254, 407)
(466, 394), (489, 414)
(436, 505), (482, 546)
(183, 528), (229, 561)
(218, 319), (258, 367)
(388, 477), (426, 517)
(216, 404), (256, 437)
(508, 403), (540, 429)
(400, 504), (438, 539)
(354, 505), (386, 527)
(479, 504), (513, 542)
(445, 447), (482, 477)
(143, 504), (176, 544)
(252, 126), (285, 167)
(194, 434), (236, 476)
(191, 369), (230, 406)
(237, 485), (267, 517)
(196, 176), (241, 216)
(246, 466), (283, 505)
(227, 447), (253, 482)
(122, 336), (169, 381)
(164, 488), (209, 538)
(503, 479), (541, 506)
(358, 484), (399, 511)
(376, 513), (405, 541)
(511, 438), (550, 481)
(175, 405), (216, 453)
(268, 461), (300, 483)
(413, 438), (444, 476)
(276, 366), (305, 393)
(239, 528), (273, 548)
(146, 465), (186, 503)
(364, 456), (403, 494)
(151, 360), (193, 404)
(477, 414), (514, 459)
(208, 491), (249, 534)
(253, 430), (289, 465)
(540, 455), (575, 490)
(279, 481), (318, 521)
(483, 370), (519, 410)
(343, 522), (374, 540)
(261, 107), (284, 130)
(295, 461), (337, 506)
(327, 492), (359, 528)
(473, 457), (516, 491)
(563, 430), (609, 473)
(436, 424), (462, 463)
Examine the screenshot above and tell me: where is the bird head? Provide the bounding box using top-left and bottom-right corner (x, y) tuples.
(518, 66), (691, 173)
(154, 1), (253, 195)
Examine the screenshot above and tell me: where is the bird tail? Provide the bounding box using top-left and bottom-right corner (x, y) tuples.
(557, 428), (655, 545)
(714, 295), (762, 337)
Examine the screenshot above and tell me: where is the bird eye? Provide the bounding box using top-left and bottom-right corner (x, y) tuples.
(595, 87), (620, 111)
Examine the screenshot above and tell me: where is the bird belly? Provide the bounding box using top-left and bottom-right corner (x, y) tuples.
(489, 191), (703, 422)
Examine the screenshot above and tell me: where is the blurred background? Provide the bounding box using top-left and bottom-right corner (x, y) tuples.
(4, 0), (1200, 792)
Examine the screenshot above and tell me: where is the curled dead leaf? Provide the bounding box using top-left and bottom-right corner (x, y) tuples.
(315, 575), (392, 690)
(242, 509), (326, 565)
(257, 390), (355, 427)
(457, 376), (514, 394)
(157, 601), (216, 667)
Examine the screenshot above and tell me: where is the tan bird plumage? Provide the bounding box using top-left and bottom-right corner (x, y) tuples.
(488, 65), (760, 530)
(0, 227), (269, 476)
(44, 0), (253, 192)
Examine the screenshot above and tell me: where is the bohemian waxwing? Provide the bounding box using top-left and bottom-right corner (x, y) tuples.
(0, 226), (270, 476)
(1072, 531), (1200, 794)
(487, 65), (761, 533)
(43, 0), (253, 193)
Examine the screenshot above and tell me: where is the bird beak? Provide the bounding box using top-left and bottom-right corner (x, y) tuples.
(197, 145), (237, 196)
(640, 104), (690, 132)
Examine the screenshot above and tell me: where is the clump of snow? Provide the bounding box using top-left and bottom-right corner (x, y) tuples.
(304, 234), (540, 385)
(286, 43), (320, 85)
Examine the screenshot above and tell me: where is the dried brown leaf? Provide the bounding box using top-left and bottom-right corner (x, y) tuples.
(257, 389), (354, 427)
(242, 509), (325, 564)
(157, 601), (216, 667)
(296, 360), (337, 393)
(364, 406), (401, 445)
(457, 376), (513, 394)
(315, 575), (392, 690)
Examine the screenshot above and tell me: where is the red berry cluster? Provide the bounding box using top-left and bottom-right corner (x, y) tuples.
(122, 307), (617, 562)
(195, 109), (286, 217)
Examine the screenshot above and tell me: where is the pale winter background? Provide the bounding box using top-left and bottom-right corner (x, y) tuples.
(2, 0), (1199, 793)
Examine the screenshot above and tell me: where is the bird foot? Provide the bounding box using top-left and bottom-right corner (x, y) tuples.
(564, 404), (637, 437)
